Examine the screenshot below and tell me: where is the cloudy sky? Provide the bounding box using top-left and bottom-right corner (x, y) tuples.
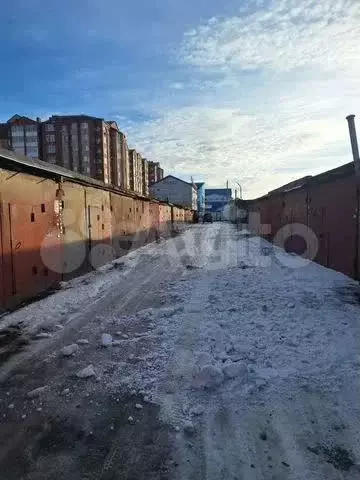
(1, 0), (359, 197)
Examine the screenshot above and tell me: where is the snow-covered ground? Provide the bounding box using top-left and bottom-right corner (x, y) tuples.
(0, 223), (359, 479)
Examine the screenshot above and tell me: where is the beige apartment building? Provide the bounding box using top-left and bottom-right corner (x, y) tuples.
(0, 113), (144, 194)
(128, 149), (144, 194)
(119, 130), (130, 190)
(41, 115), (111, 184)
(142, 157), (149, 196)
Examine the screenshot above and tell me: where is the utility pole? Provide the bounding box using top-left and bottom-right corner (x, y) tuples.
(346, 114), (360, 278)
(236, 182), (242, 199)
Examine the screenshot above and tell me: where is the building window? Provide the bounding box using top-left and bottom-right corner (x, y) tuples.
(47, 155), (57, 164)
(45, 134), (55, 142)
(71, 123), (78, 132)
(47, 145), (56, 153)
(11, 125), (23, 134)
(25, 126), (37, 135)
(45, 123), (55, 132)
(71, 135), (79, 150)
(80, 122), (88, 130)
(72, 151), (79, 170)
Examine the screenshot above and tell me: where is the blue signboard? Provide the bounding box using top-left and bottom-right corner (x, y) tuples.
(205, 188), (232, 214)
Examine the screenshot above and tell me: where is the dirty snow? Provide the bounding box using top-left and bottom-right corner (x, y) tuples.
(0, 223), (359, 479)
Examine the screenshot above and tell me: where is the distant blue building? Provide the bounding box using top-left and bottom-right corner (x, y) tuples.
(205, 188), (232, 220)
(195, 182), (205, 217)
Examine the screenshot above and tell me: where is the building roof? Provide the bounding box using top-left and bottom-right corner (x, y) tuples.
(243, 161), (356, 203)
(268, 176), (312, 194)
(150, 174), (196, 188)
(7, 114), (37, 124)
(267, 163), (355, 197)
(49, 114), (104, 122)
(106, 120), (120, 130)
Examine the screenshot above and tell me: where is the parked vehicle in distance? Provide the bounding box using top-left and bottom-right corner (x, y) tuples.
(203, 213), (213, 223)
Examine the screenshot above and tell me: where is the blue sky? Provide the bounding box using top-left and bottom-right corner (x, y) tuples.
(1, 0), (360, 197)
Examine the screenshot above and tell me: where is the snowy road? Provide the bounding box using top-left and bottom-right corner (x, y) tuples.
(0, 223), (359, 479)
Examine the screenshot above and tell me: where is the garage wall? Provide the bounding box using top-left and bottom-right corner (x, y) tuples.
(246, 170), (359, 279)
(0, 170), (61, 308)
(0, 167), (193, 310)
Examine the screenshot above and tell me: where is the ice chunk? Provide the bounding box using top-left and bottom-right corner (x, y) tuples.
(101, 333), (113, 347)
(61, 344), (79, 357)
(27, 386), (48, 398)
(77, 365), (96, 378)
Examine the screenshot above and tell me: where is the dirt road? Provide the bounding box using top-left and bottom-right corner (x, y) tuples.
(0, 224), (359, 479)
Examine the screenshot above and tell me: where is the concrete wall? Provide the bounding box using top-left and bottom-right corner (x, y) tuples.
(0, 166), (193, 310)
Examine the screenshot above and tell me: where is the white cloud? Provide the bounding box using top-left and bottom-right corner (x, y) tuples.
(180, 0), (360, 73)
(128, 0), (360, 197)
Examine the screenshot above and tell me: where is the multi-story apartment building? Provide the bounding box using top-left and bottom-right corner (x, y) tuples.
(128, 149), (136, 192)
(148, 161), (164, 186)
(157, 165), (164, 181)
(41, 115), (111, 184)
(0, 112), (144, 193)
(136, 152), (143, 194)
(142, 157), (149, 196)
(0, 123), (10, 150)
(119, 131), (130, 190)
(0, 115), (41, 159)
(108, 121), (122, 187)
(148, 161), (159, 185)
(128, 149), (144, 194)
